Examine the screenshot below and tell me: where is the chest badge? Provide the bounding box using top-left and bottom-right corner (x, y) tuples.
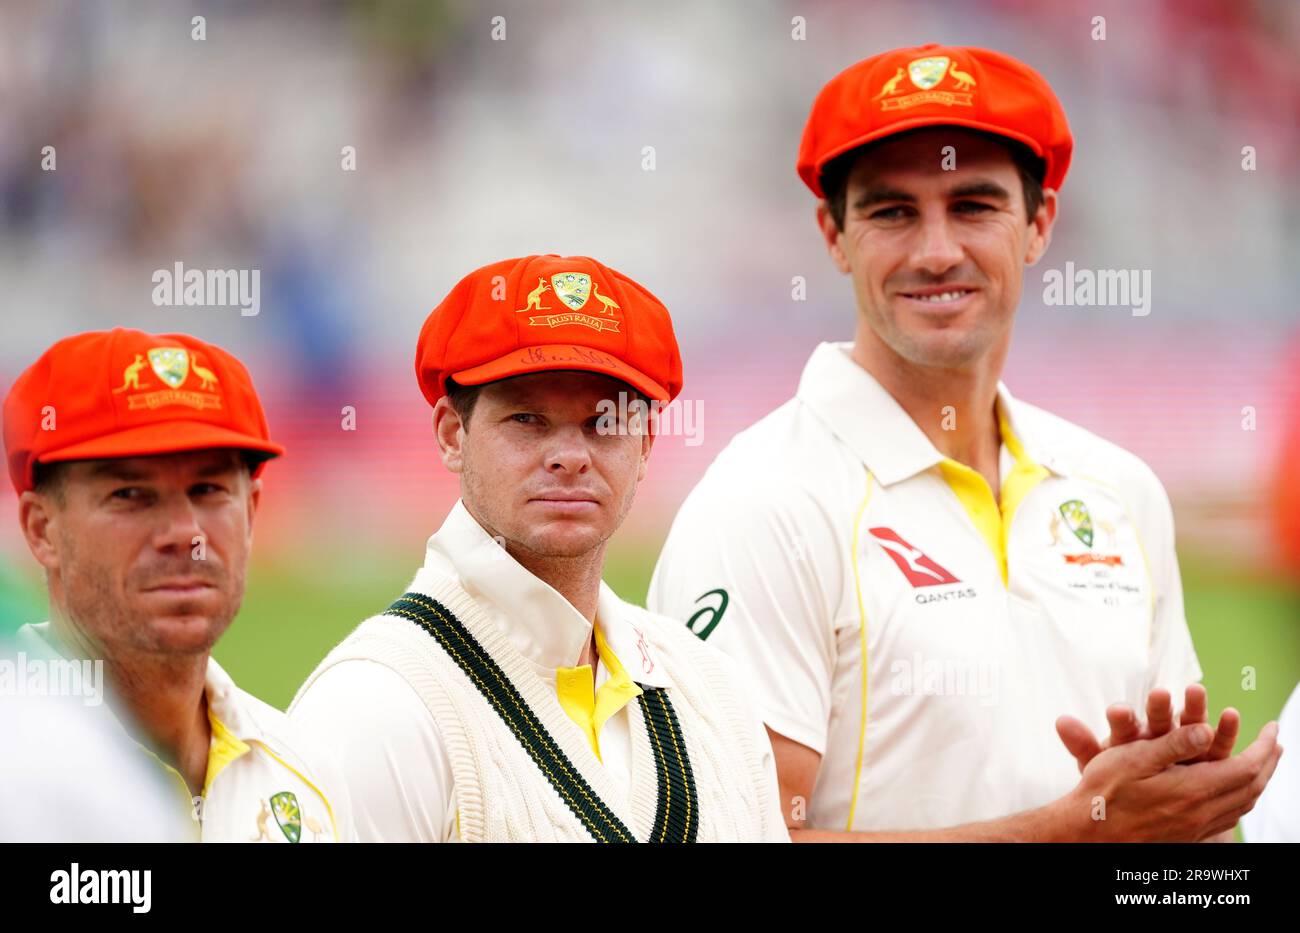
(1051, 501), (1124, 566)
(270, 791), (302, 843)
(1056, 499), (1094, 547)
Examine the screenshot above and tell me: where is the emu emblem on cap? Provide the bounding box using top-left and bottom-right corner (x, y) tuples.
(551, 272), (591, 311)
(148, 347), (189, 389)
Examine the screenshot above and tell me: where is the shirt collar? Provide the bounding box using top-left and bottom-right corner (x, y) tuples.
(796, 341), (1065, 484)
(202, 655), (263, 746)
(418, 500), (670, 687)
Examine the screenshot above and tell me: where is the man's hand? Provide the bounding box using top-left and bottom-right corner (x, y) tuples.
(1055, 685), (1241, 773)
(1052, 720), (1283, 842)
(769, 717), (1281, 843)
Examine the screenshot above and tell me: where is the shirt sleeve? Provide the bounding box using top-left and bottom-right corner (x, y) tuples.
(1242, 682), (1300, 842)
(648, 479), (842, 757)
(1139, 471), (1204, 701)
(289, 659), (457, 842)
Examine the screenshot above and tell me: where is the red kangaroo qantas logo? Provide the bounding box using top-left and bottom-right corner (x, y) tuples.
(868, 527), (961, 587)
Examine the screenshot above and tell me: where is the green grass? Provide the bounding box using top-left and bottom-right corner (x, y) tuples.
(1178, 558), (1300, 746)
(212, 543), (661, 709)
(5, 546), (1298, 740)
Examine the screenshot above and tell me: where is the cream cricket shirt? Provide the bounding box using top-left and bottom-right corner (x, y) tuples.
(289, 499), (787, 842)
(648, 341), (1202, 832)
(15, 622), (354, 843)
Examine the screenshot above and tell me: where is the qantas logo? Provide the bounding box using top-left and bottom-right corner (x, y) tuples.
(868, 527), (961, 587)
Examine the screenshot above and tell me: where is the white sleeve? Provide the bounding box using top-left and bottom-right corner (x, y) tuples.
(289, 660), (456, 843)
(649, 480), (841, 757)
(1139, 472), (1203, 699)
(1243, 683), (1300, 842)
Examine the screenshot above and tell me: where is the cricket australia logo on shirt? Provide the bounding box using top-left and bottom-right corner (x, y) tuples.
(1050, 499), (1125, 568)
(869, 527), (976, 603)
(250, 791), (330, 843)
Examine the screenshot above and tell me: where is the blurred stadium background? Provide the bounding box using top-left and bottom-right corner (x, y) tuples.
(1, 0), (1297, 766)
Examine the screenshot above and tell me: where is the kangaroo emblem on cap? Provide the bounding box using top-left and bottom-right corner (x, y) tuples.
(874, 66), (906, 100)
(112, 354), (149, 393)
(516, 277), (552, 313)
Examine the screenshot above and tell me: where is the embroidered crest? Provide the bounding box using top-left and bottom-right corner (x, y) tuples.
(148, 347), (189, 389)
(270, 791), (302, 844)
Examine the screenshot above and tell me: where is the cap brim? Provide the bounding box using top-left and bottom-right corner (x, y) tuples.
(813, 116), (1049, 196)
(453, 345), (670, 402)
(37, 420), (285, 469)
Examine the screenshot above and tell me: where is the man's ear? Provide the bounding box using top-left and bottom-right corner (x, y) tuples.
(816, 201), (853, 275)
(637, 426), (655, 482)
(245, 475), (262, 537)
(433, 396), (466, 474)
(1024, 188), (1059, 266)
(18, 491), (60, 572)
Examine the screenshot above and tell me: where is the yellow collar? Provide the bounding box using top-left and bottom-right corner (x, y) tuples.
(556, 625), (645, 760)
(418, 500), (669, 687)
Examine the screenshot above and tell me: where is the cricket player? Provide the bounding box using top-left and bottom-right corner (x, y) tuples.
(290, 255), (787, 842)
(649, 44), (1282, 840)
(5, 328), (354, 843)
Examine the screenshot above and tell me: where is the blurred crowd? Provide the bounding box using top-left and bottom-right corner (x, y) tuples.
(0, 0), (1297, 565)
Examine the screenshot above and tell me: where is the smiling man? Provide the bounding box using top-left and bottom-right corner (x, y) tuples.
(290, 255), (786, 843)
(4, 328), (353, 843)
(648, 45), (1282, 840)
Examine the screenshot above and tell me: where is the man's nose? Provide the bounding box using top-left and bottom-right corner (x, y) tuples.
(545, 427), (593, 475)
(153, 494), (205, 553)
(909, 211), (965, 277)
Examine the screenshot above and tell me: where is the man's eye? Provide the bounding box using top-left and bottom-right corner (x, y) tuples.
(191, 483), (226, 496)
(110, 487), (144, 501)
(510, 413), (538, 424)
(954, 201), (994, 213)
(870, 206), (908, 221)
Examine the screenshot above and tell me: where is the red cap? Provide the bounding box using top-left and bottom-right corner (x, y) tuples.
(4, 328), (284, 494)
(797, 44), (1073, 197)
(416, 255), (683, 406)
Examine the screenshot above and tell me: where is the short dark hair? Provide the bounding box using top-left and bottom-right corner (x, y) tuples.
(32, 460), (68, 504)
(821, 127), (1046, 230)
(444, 378), (482, 431)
